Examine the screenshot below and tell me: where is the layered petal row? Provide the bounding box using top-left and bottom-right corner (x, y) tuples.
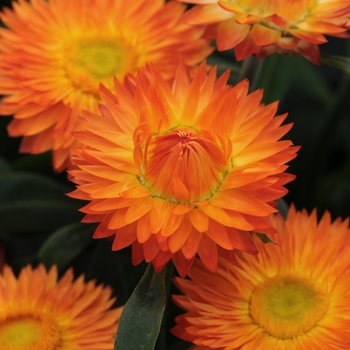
(69, 62), (299, 277)
(178, 0), (350, 63)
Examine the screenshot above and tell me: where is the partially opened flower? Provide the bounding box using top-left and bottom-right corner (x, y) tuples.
(69, 62), (298, 277)
(0, 0), (212, 172)
(0, 264), (122, 349)
(172, 206), (350, 349)
(178, 0), (350, 63)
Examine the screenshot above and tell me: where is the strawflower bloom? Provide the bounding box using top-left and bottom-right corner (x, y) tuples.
(0, 264), (122, 349)
(177, 0), (350, 63)
(172, 205), (350, 349)
(68, 62), (298, 277)
(0, 0), (213, 172)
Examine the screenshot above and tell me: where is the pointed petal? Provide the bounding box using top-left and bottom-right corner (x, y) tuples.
(217, 19), (249, 50)
(143, 235), (160, 262)
(112, 224), (137, 250)
(227, 227), (258, 254)
(250, 23), (281, 46)
(181, 4), (232, 26)
(169, 217), (193, 253)
(197, 234), (218, 272)
(124, 197), (153, 225)
(150, 198), (172, 233)
(211, 189), (276, 216)
(187, 209), (209, 232)
(173, 251), (195, 278)
(201, 205), (254, 230)
(137, 212), (152, 243)
(181, 230), (202, 259)
(206, 219), (233, 250)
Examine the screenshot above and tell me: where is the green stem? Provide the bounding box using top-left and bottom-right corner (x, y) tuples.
(239, 56), (264, 92)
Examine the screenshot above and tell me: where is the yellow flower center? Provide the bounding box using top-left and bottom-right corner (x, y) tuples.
(64, 38), (138, 95)
(236, 0), (316, 21)
(137, 127), (229, 204)
(250, 275), (328, 339)
(0, 313), (62, 350)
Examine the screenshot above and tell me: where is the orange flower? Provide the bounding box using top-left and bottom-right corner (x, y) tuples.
(0, 0), (212, 172)
(69, 62), (298, 277)
(178, 0), (350, 63)
(172, 205), (350, 349)
(0, 264), (122, 349)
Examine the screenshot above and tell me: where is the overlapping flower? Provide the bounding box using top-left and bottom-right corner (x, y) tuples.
(173, 205), (350, 349)
(69, 62), (298, 277)
(178, 0), (350, 63)
(0, 264), (122, 349)
(0, 0), (212, 171)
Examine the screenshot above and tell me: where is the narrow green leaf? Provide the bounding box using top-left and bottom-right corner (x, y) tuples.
(239, 56), (264, 92)
(38, 222), (96, 272)
(256, 233), (277, 245)
(257, 54), (299, 103)
(207, 51), (241, 75)
(114, 263), (167, 350)
(276, 198), (289, 219)
(0, 172), (82, 232)
(321, 53), (350, 75)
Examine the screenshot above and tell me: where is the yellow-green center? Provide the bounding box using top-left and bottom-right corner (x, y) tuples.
(250, 275), (328, 339)
(65, 38), (138, 94)
(0, 314), (62, 349)
(235, 0), (317, 21)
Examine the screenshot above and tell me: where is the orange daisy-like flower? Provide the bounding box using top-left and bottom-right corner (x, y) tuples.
(178, 0), (350, 63)
(69, 62), (298, 277)
(0, 264), (122, 349)
(0, 0), (212, 172)
(172, 205), (350, 349)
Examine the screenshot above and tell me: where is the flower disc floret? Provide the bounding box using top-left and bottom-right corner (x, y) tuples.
(69, 62), (299, 277)
(0, 0), (213, 171)
(0, 264), (121, 350)
(172, 206), (350, 349)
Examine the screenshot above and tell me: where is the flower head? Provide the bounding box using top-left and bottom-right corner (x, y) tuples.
(69, 62), (298, 277)
(172, 205), (350, 349)
(0, 264), (122, 349)
(0, 0), (212, 172)
(178, 0), (350, 63)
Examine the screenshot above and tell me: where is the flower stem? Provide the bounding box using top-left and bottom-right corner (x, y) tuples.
(239, 56), (264, 92)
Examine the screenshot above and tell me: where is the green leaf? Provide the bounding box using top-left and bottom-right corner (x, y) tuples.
(114, 263), (167, 350)
(239, 56), (264, 92)
(0, 171), (82, 232)
(207, 50), (241, 86)
(257, 54), (299, 103)
(38, 222), (96, 272)
(207, 51), (241, 75)
(276, 198), (289, 218)
(256, 233), (277, 245)
(321, 53), (350, 75)
(257, 54), (332, 105)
